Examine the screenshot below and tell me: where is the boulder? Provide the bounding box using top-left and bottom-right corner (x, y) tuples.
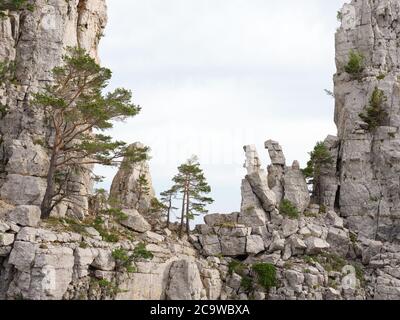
(282, 218), (299, 238)
(7, 205), (41, 227)
(220, 236), (246, 256)
(120, 209), (151, 233)
(0, 233), (14, 246)
(200, 234), (222, 256)
(305, 237), (330, 254)
(204, 213), (238, 227)
(246, 235), (265, 255)
(166, 259), (205, 300)
(8, 241), (37, 272)
(327, 227), (350, 256)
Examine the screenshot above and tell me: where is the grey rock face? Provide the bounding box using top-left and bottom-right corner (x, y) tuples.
(7, 205), (41, 227)
(119, 209), (152, 233)
(0, 0), (107, 217)
(166, 259), (205, 300)
(109, 142), (155, 213)
(334, 0), (400, 241)
(283, 162), (310, 214)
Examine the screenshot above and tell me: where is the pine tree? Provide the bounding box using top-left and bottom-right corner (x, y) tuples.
(160, 187), (178, 228)
(134, 174), (151, 210)
(33, 47), (146, 219)
(172, 156), (213, 238)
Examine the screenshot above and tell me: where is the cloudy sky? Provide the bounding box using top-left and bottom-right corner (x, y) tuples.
(96, 0), (348, 219)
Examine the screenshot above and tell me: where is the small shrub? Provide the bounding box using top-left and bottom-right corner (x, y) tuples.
(133, 242), (153, 260)
(252, 263), (277, 290)
(104, 208), (128, 222)
(228, 260), (246, 276)
(279, 200), (299, 219)
(352, 263), (365, 286)
(344, 50), (364, 77)
(112, 248), (136, 273)
(302, 142), (333, 180)
(96, 279), (120, 297)
(241, 276), (253, 291)
(377, 73), (386, 80)
(359, 87), (388, 131)
(314, 253), (346, 273)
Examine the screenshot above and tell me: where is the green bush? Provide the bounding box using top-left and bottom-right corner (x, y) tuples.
(344, 50), (364, 76)
(228, 260), (246, 276)
(252, 263), (277, 290)
(302, 142), (333, 180)
(359, 87), (388, 131)
(0, 0), (34, 14)
(112, 248), (136, 273)
(240, 276), (253, 291)
(279, 199), (299, 219)
(133, 242), (154, 260)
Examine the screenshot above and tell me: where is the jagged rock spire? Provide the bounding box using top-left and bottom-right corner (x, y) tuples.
(333, 0), (400, 241)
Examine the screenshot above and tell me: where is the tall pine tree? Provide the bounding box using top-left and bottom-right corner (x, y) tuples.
(173, 156), (213, 238)
(33, 47), (145, 219)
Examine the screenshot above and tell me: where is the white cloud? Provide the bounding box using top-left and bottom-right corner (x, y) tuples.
(96, 0), (348, 217)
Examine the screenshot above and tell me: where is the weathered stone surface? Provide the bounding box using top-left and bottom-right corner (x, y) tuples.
(305, 237), (330, 255)
(7, 205), (41, 227)
(0, 175), (46, 206)
(0, 233), (14, 246)
(166, 259), (205, 300)
(220, 236), (246, 256)
(327, 227), (350, 257)
(243, 145), (261, 174)
(109, 142), (155, 213)
(283, 163), (310, 214)
(265, 140), (286, 166)
(200, 234), (221, 256)
(246, 235), (265, 255)
(0, 0), (107, 217)
(120, 209), (151, 233)
(282, 219), (299, 238)
(204, 213), (238, 227)
(333, 0), (400, 241)
(8, 241), (37, 272)
(246, 171), (277, 212)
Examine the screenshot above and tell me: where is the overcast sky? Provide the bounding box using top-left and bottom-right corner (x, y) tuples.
(96, 0), (348, 219)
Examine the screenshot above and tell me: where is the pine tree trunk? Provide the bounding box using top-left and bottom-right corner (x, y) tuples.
(179, 191), (186, 239)
(185, 192), (190, 236)
(41, 151), (58, 219)
(166, 197), (171, 229)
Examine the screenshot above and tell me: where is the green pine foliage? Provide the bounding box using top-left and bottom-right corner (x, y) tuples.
(344, 50), (364, 77)
(172, 156), (214, 238)
(252, 263), (277, 291)
(33, 47), (146, 219)
(160, 187), (178, 228)
(359, 87), (388, 131)
(302, 142), (333, 181)
(279, 199), (299, 219)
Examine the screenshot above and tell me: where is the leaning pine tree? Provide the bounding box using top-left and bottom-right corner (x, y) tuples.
(173, 156), (214, 238)
(34, 47), (147, 219)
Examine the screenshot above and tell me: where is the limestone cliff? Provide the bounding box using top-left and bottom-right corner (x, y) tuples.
(0, 0), (107, 218)
(2, 0), (400, 301)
